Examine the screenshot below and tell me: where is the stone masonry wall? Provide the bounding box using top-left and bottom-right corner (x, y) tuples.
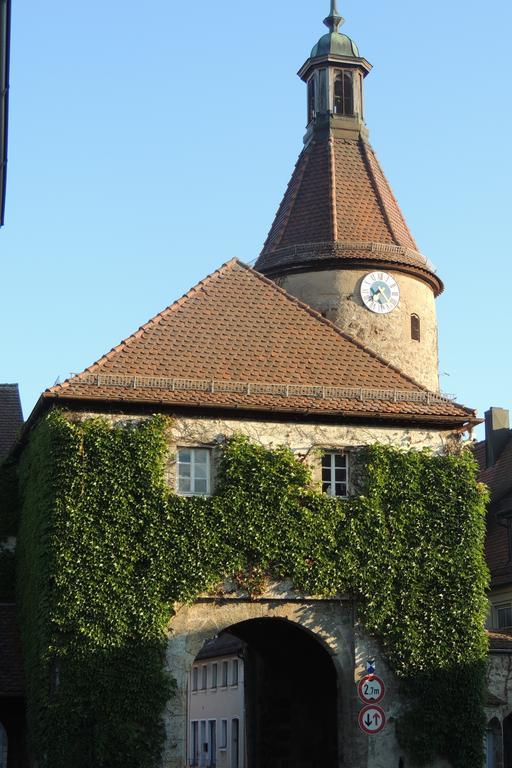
(72, 410), (459, 768)
(277, 269), (439, 392)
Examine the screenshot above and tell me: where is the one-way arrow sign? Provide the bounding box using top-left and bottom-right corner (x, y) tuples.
(358, 704), (386, 735)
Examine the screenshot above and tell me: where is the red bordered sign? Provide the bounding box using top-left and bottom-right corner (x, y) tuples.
(358, 704), (386, 735)
(357, 674), (385, 704)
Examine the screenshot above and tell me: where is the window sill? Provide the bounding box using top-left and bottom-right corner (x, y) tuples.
(177, 492), (212, 498)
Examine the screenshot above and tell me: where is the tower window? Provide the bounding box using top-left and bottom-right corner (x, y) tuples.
(334, 71), (354, 116)
(307, 76), (316, 123)
(411, 314), (421, 341)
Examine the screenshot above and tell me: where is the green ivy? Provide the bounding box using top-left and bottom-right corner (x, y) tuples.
(13, 411), (489, 768)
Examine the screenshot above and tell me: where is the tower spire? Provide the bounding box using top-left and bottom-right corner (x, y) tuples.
(323, 0), (344, 33)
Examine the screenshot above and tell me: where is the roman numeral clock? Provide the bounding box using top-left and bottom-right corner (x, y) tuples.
(360, 272), (400, 314)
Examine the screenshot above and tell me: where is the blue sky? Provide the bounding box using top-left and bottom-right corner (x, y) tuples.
(2, 0), (511, 438)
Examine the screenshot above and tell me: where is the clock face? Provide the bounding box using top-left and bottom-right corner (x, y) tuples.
(360, 271), (400, 314)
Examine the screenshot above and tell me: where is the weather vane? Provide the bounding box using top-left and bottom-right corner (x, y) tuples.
(324, 0), (345, 33)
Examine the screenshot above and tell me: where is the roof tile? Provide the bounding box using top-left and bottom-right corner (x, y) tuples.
(42, 260), (474, 425)
(256, 136), (441, 293)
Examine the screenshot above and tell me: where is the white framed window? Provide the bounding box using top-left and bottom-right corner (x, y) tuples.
(201, 665), (208, 690)
(496, 602), (512, 629)
(177, 448), (211, 496)
(219, 719), (228, 750)
(192, 666), (198, 692)
(211, 662), (218, 689)
(221, 660), (228, 687)
(231, 659), (239, 686)
(321, 452), (348, 497)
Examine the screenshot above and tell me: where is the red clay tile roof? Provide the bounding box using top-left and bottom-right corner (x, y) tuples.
(475, 435), (512, 508)
(0, 385), (23, 461)
(41, 260), (474, 426)
(488, 630), (512, 652)
(475, 434), (512, 586)
(255, 136), (443, 295)
(0, 603), (24, 696)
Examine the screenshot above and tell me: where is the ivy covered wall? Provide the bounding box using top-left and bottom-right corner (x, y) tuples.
(9, 411), (489, 768)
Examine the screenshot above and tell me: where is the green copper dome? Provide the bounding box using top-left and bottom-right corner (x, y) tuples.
(311, 32), (359, 59)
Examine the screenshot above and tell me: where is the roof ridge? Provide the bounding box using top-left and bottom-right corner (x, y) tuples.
(361, 139), (418, 250)
(46, 259), (241, 395)
(260, 143), (312, 254)
(328, 135), (337, 241)
(359, 138), (399, 246)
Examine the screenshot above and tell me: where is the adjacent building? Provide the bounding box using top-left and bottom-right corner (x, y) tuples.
(189, 635), (246, 768)
(0, 385), (22, 463)
(0, 384), (25, 768)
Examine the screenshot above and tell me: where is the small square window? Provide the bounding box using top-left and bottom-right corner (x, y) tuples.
(221, 660), (228, 687)
(231, 659), (239, 686)
(321, 452), (348, 498)
(177, 448), (211, 496)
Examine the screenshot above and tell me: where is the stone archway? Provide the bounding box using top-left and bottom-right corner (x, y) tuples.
(164, 595), (355, 768)
(226, 617), (339, 768)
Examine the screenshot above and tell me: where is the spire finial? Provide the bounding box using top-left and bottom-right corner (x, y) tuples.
(324, 0), (344, 33)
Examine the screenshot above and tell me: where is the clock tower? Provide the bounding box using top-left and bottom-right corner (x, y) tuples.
(255, 1), (442, 392)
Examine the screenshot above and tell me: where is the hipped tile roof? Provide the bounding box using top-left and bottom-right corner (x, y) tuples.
(488, 630), (512, 653)
(475, 436), (512, 509)
(0, 384), (23, 461)
(43, 260), (474, 425)
(256, 136), (442, 294)
(474, 434), (512, 586)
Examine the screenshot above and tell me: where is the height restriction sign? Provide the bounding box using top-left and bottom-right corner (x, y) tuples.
(357, 674), (385, 704)
(358, 705), (386, 735)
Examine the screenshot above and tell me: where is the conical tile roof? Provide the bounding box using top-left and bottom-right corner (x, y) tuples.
(255, 136), (443, 295)
(42, 260), (472, 425)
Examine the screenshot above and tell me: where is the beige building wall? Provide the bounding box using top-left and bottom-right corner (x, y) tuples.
(188, 654), (245, 768)
(276, 269), (440, 392)
(167, 415), (459, 495)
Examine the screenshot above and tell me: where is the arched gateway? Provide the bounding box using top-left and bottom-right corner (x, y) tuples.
(165, 595), (358, 768)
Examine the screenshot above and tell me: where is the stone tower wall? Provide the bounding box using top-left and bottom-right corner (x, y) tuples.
(276, 269), (440, 392)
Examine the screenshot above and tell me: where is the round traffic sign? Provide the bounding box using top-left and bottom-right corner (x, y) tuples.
(357, 674), (385, 704)
(358, 704), (386, 735)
